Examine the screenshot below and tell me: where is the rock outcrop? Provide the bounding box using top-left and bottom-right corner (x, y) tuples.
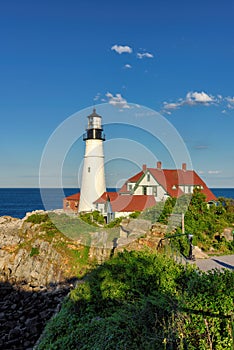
(0, 213), (80, 349)
(88, 219), (157, 263)
(0, 216), (63, 287)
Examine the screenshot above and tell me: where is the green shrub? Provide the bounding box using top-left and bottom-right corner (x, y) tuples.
(30, 247), (39, 257)
(129, 211), (141, 219)
(37, 250), (234, 349)
(25, 213), (49, 224)
(141, 189), (234, 253)
(79, 211), (105, 226)
(106, 217), (123, 228)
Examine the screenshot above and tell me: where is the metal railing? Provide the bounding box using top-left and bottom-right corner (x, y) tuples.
(157, 233), (194, 266)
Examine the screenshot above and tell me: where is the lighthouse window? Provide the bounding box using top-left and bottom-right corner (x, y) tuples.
(88, 167), (91, 173)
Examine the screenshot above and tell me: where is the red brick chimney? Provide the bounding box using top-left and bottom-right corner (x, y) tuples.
(182, 163), (187, 171)
(142, 164), (147, 172)
(157, 161), (162, 169)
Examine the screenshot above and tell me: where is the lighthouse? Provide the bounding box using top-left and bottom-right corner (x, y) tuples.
(78, 108), (106, 212)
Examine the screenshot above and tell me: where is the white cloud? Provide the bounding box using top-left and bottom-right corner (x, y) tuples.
(163, 102), (181, 110)
(111, 44), (132, 54)
(124, 64), (132, 69)
(226, 96), (234, 103)
(186, 91), (214, 105)
(137, 52), (154, 59)
(93, 93), (101, 101)
(162, 90), (215, 113)
(105, 92), (130, 109)
(226, 96), (234, 109)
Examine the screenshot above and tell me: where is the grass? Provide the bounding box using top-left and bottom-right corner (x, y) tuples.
(20, 212), (121, 279)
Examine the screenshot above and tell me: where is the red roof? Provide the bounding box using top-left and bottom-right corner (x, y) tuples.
(128, 171), (144, 183)
(94, 191), (119, 203)
(65, 192), (80, 201)
(148, 168), (216, 201)
(119, 167), (216, 202)
(117, 183), (129, 194)
(119, 171), (144, 193)
(110, 194), (156, 212)
(94, 192), (156, 212)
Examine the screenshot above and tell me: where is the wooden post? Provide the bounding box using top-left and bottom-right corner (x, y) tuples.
(182, 213), (185, 234)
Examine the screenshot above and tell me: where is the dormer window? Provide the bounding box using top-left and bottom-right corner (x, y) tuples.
(172, 185), (177, 190)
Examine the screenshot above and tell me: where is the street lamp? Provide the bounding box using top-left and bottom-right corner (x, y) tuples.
(188, 234), (194, 260)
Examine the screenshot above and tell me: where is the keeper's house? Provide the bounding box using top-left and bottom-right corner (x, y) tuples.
(63, 161), (216, 219)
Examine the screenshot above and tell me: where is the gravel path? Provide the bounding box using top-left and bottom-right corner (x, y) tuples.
(191, 255), (234, 272)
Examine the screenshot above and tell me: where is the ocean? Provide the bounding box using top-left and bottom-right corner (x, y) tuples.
(0, 188), (78, 219)
(0, 188), (233, 219)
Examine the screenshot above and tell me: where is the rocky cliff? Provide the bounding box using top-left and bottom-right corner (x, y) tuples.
(0, 215), (65, 287)
(0, 211), (159, 349)
(0, 212), (85, 349)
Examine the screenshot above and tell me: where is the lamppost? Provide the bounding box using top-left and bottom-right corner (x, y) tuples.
(188, 234), (194, 260)
(157, 233), (195, 261)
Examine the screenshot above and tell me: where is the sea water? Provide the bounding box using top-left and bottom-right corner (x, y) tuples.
(0, 188), (233, 219)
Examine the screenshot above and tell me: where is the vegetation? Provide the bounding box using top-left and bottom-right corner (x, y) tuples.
(79, 210), (105, 226)
(26, 192), (234, 349)
(22, 213), (94, 278)
(23, 212), (121, 277)
(29, 247), (39, 257)
(129, 210), (141, 219)
(141, 189), (234, 253)
(79, 210), (126, 229)
(105, 216), (123, 228)
(25, 213), (49, 224)
(37, 250), (234, 350)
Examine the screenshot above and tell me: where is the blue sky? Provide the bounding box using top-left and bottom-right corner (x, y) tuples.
(1, 0), (234, 188)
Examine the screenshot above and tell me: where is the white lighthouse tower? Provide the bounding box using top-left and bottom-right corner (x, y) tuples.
(78, 108), (106, 212)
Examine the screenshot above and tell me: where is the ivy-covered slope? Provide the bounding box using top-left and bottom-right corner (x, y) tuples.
(37, 250), (234, 350)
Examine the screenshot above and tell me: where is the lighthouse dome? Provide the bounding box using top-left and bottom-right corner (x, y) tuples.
(83, 108), (105, 141)
(88, 108), (102, 130)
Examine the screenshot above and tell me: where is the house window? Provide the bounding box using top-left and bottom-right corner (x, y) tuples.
(142, 186), (147, 195)
(153, 186), (157, 196)
(88, 167), (91, 173)
(128, 184), (132, 191)
(147, 173), (150, 182)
